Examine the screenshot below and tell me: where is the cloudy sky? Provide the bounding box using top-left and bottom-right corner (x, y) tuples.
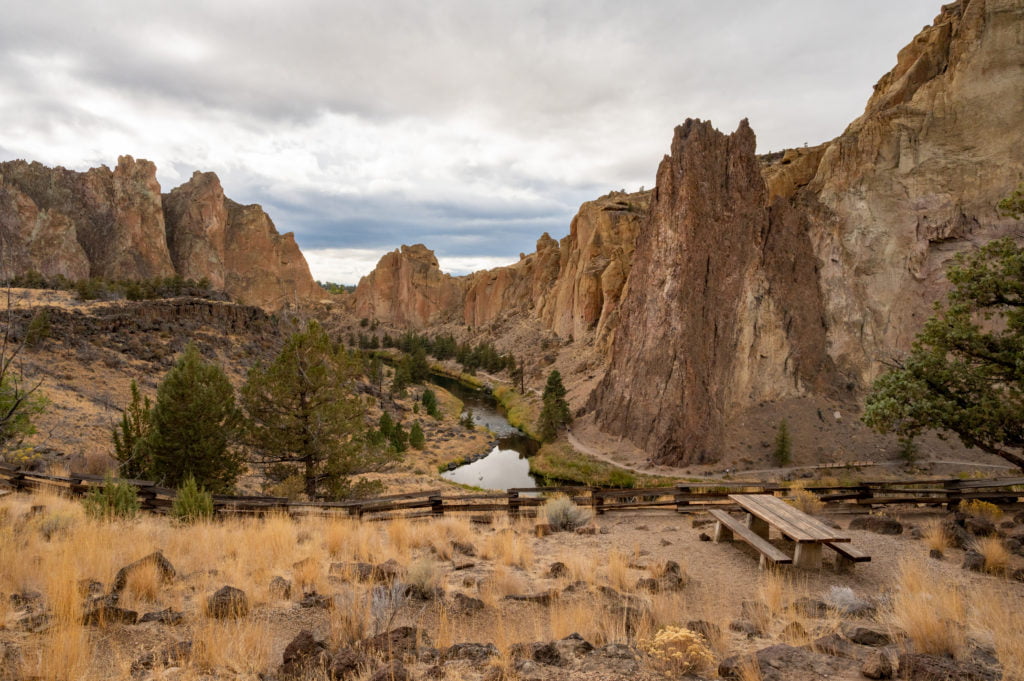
(0, 1), (940, 284)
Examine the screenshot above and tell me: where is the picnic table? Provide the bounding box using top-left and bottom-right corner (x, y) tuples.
(709, 493), (870, 570)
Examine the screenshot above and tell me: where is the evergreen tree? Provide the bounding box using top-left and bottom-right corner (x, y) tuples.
(772, 419), (792, 466)
(537, 369), (571, 442)
(112, 380), (153, 479)
(143, 344), (243, 493)
(864, 235), (1024, 470)
(409, 421), (425, 449)
(421, 389), (440, 419)
(242, 320), (395, 499)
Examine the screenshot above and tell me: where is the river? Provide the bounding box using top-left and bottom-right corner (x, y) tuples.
(431, 374), (541, 490)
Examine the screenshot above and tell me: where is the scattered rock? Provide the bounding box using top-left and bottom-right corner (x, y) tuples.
(841, 623), (890, 647)
(943, 519), (974, 550)
(599, 527), (610, 534)
(659, 538), (673, 546)
(82, 604), (138, 626)
(452, 561), (475, 571)
(299, 592), (334, 609)
(929, 548), (944, 560)
(793, 597), (828, 618)
(442, 643), (499, 663)
(811, 633), (860, 658)
(367, 662), (410, 681)
(861, 649), (894, 679)
(280, 630), (331, 677)
(692, 517), (713, 528)
(534, 523), (552, 537)
(360, 627), (428, 657)
(451, 592), (485, 613)
(504, 591), (556, 606)
(270, 575), (293, 599)
(139, 608), (185, 625)
(729, 620), (763, 638)
(131, 640), (193, 674)
(532, 642), (567, 667)
(554, 633), (593, 658)
(686, 620), (721, 642)
(781, 621), (808, 642)
(720, 643), (850, 681)
(965, 516), (996, 537)
(898, 652), (1000, 681)
(451, 541), (476, 556)
(635, 577), (660, 593)
(112, 551), (176, 594)
(331, 647), (368, 680)
(849, 516), (903, 535)
(206, 586), (249, 619)
(18, 613), (50, 633)
(962, 550), (986, 573)
(547, 562), (569, 579)
(77, 579), (104, 597)
(574, 525), (597, 535)
(699, 532), (712, 542)
(1012, 568), (1024, 583)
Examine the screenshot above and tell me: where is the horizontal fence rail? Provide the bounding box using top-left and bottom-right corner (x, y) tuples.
(1, 462), (1022, 520)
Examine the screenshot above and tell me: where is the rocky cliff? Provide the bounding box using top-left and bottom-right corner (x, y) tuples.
(0, 157), (322, 309)
(352, 0), (1023, 466)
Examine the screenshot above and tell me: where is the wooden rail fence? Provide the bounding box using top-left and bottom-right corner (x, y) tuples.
(1, 462), (1022, 520)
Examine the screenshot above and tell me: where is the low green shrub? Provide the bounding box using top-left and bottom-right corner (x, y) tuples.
(171, 475), (214, 523)
(83, 479), (140, 520)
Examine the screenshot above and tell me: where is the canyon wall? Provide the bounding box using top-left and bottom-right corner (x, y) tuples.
(352, 0), (1023, 466)
(0, 157), (322, 309)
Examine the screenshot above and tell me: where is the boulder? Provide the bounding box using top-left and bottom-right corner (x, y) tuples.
(205, 586), (249, 619)
(849, 516), (903, 535)
(860, 648), (895, 679)
(111, 550), (176, 594)
(280, 630), (331, 678)
(898, 652), (1000, 681)
(82, 604), (138, 626)
(841, 623), (891, 647)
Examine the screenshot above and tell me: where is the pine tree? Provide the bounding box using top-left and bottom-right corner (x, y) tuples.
(112, 380), (152, 479)
(242, 320), (396, 500)
(409, 421), (425, 449)
(537, 369), (571, 442)
(421, 389), (440, 419)
(772, 419), (792, 466)
(143, 344), (243, 493)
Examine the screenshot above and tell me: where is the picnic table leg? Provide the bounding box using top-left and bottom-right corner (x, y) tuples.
(794, 542), (823, 569)
(746, 514), (770, 540)
(713, 521), (733, 542)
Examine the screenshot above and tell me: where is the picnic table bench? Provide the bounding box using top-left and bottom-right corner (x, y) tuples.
(710, 493), (870, 570)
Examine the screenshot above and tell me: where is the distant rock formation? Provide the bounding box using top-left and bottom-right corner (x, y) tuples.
(352, 244), (464, 327)
(351, 0), (1024, 466)
(0, 157), (322, 309)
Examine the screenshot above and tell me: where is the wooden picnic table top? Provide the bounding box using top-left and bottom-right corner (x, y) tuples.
(729, 494), (850, 544)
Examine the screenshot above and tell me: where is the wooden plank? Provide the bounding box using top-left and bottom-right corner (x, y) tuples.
(708, 509), (793, 565)
(824, 542), (870, 562)
(730, 494), (849, 543)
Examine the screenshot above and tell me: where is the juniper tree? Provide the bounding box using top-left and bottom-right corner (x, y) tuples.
(864, 229), (1024, 470)
(242, 320), (395, 499)
(538, 369), (571, 442)
(112, 380), (152, 479)
(143, 344), (243, 493)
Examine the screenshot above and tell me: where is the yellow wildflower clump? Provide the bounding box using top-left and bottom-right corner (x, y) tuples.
(640, 626), (716, 676)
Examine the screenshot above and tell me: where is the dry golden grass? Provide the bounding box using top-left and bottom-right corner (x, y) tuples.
(191, 614), (275, 675)
(973, 536), (1010, 575)
(922, 518), (949, 554)
(479, 565), (528, 607)
(972, 584), (1024, 680)
(889, 557), (967, 657)
(329, 587), (372, 648)
(480, 529), (533, 568)
(31, 624), (93, 681)
(786, 484), (825, 515)
(606, 550), (632, 592)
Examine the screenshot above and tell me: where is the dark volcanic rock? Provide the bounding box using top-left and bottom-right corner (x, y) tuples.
(849, 516), (903, 535)
(898, 652), (1000, 681)
(205, 586), (249, 619)
(112, 550), (176, 594)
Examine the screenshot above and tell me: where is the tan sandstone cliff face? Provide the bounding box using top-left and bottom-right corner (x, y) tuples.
(798, 0), (1024, 387)
(343, 0), (1022, 466)
(0, 156), (175, 280)
(0, 158), (322, 309)
(352, 244), (465, 327)
(162, 171), (323, 308)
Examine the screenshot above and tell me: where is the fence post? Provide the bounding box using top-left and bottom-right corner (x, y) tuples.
(943, 480), (963, 511)
(593, 489), (605, 516)
(430, 493), (444, 517)
(674, 485), (691, 513)
(507, 490), (520, 518)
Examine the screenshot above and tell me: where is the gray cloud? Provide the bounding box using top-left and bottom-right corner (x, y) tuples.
(0, 0), (941, 282)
